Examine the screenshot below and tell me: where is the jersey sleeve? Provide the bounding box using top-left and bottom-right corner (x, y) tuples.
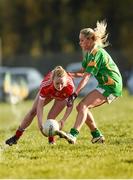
(39, 87), (47, 99)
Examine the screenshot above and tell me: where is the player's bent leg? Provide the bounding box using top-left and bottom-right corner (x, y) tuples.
(82, 90), (106, 144)
(85, 111), (97, 131)
(5, 94), (40, 146)
(19, 93), (40, 129)
(85, 112), (105, 144)
(5, 107), (37, 146)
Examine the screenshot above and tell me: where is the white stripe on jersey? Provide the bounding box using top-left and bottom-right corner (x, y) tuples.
(39, 95), (46, 100)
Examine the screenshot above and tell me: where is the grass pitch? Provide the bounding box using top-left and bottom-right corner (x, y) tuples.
(0, 89), (133, 178)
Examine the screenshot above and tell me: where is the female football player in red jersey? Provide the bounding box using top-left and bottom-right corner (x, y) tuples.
(5, 66), (75, 145)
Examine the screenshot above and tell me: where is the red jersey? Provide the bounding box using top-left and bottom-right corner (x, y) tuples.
(39, 72), (75, 100)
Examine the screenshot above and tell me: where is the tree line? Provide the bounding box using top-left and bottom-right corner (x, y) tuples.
(0, 0), (133, 70)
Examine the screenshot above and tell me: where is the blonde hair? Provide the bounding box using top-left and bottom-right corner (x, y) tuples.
(80, 20), (109, 48)
(52, 66), (67, 79)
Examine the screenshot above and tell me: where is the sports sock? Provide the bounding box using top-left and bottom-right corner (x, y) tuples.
(15, 128), (25, 139)
(70, 128), (79, 137)
(48, 136), (55, 144)
(91, 129), (103, 138)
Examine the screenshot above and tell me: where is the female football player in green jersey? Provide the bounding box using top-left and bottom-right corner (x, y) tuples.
(58, 20), (123, 144)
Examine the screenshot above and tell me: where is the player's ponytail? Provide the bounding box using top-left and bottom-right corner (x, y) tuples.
(80, 20), (109, 48)
(94, 20), (109, 47)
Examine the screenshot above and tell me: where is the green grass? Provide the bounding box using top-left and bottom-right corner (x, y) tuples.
(0, 89), (133, 178)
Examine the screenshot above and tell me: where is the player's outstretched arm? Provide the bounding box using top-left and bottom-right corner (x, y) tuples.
(36, 97), (45, 134)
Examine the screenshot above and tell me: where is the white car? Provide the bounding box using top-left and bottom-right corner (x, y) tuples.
(66, 62), (98, 96)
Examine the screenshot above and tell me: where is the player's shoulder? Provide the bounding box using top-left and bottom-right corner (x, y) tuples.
(40, 71), (53, 88)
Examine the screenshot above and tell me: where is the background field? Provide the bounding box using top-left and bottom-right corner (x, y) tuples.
(0, 89), (133, 179)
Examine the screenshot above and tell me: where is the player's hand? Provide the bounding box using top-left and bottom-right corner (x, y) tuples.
(67, 92), (77, 107)
(39, 124), (47, 137)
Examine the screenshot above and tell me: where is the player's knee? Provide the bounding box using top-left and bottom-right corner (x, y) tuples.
(76, 102), (87, 112)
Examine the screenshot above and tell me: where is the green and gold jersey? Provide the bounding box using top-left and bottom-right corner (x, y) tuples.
(82, 47), (123, 97)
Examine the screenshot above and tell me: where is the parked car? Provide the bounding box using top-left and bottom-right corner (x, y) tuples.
(0, 67), (43, 103)
(127, 69), (133, 95)
(66, 62), (98, 96)
(0, 66), (9, 101)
